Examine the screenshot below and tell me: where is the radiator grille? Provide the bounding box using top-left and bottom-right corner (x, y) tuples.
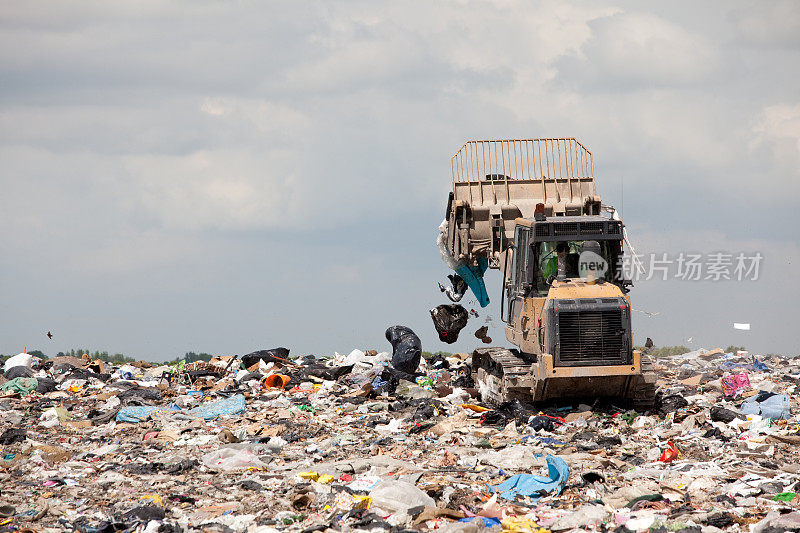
(558, 310), (626, 363)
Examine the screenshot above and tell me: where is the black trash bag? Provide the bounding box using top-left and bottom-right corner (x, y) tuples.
(529, 415), (556, 431)
(383, 365), (418, 385)
(35, 378), (57, 394)
(429, 304), (469, 344)
(751, 390), (777, 403)
(453, 373), (474, 388)
(480, 410), (508, 426)
(481, 399), (536, 426)
(241, 348), (291, 369)
(428, 354), (450, 369)
(704, 513), (734, 529)
(4, 366), (34, 379)
(241, 480), (263, 491)
(710, 406), (741, 423)
(373, 367), (400, 395)
(499, 398), (537, 424)
(654, 392), (688, 416)
(123, 505), (165, 522)
(385, 326), (422, 374)
(294, 363), (354, 382)
(0, 428), (26, 445)
(408, 398), (444, 421)
(117, 388), (163, 403)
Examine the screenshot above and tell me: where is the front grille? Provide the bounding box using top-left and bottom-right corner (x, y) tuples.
(608, 222), (621, 234)
(535, 224), (550, 237)
(558, 309), (626, 364)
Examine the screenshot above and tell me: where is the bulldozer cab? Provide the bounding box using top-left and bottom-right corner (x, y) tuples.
(504, 216), (628, 324)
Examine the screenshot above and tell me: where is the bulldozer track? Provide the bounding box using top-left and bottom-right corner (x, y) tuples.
(629, 354), (657, 411)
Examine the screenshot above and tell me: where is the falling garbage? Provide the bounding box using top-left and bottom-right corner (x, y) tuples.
(438, 273), (468, 303)
(474, 325), (492, 344)
(429, 304), (469, 343)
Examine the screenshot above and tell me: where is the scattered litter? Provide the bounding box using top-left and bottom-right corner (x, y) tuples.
(0, 345), (798, 531)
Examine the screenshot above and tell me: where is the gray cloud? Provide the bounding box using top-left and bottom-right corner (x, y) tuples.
(1, 1), (798, 359)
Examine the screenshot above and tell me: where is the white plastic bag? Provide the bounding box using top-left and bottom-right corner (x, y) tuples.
(201, 447), (268, 471)
(3, 352), (32, 371)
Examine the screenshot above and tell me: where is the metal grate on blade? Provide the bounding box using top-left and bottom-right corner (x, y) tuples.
(581, 222), (603, 234)
(554, 222), (578, 236)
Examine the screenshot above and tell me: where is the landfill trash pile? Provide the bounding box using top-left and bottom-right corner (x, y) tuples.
(1, 344), (799, 533)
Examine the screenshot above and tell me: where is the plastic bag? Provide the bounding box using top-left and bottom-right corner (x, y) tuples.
(488, 454), (570, 500)
(455, 259), (490, 308)
(241, 348), (290, 369)
(430, 304), (469, 344)
(437, 220), (460, 270)
(3, 352), (32, 371)
(722, 372), (750, 396)
(658, 441), (679, 462)
(0, 377), (38, 396)
(201, 447), (268, 471)
(189, 394), (246, 420)
(437, 220), (490, 307)
(386, 326), (422, 374)
(369, 480), (435, 513)
(440, 273), (468, 302)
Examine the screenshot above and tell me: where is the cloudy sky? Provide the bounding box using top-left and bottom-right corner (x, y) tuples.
(1, 1), (798, 360)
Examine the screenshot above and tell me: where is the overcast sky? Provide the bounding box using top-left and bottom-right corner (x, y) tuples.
(1, 1), (799, 360)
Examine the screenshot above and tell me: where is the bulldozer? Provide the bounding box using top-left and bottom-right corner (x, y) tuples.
(440, 138), (656, 409)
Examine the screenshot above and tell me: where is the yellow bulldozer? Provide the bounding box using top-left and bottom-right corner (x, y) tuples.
(440, 139), (655, 409)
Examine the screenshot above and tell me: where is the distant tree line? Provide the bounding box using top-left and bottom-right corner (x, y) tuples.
(57, 349), (137, 364)
(635, 344), (749, 358)
(422, 351), (454, 359)
(165, 352), (215, 365)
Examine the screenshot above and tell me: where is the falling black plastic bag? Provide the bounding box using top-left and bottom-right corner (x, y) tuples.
(385, 325), (422, 374)
(430, 304), (469, 344)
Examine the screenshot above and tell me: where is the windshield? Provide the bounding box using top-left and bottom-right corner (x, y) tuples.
(534, 240), (616, 295)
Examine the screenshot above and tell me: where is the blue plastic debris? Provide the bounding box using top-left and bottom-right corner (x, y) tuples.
(116, 405), (179, 423)
(116, 394), (246, 423)
(536, 436), (566, 447)
(488, 454), (569, 500)
(455, 257), (490, 308)
(459, 517), (502, 527)
(189, 394), (246, 420)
